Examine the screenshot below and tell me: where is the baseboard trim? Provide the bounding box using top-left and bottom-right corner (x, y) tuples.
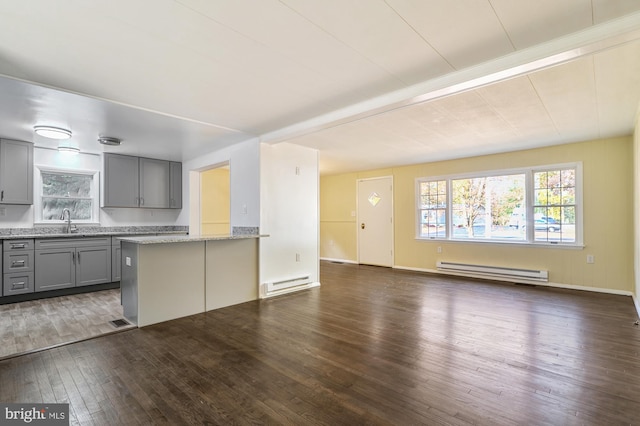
(320, 257), (358, 264)
(633, 293), (640, 319)
(393, 264), (635, 298)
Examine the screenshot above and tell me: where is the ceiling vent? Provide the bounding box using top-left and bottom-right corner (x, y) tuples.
(98, 137), (122, 146)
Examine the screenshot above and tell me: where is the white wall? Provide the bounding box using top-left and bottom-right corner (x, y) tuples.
(0, 147), (183, 230)
(181, 138), (260, 231)
(259, 142), (319, 294)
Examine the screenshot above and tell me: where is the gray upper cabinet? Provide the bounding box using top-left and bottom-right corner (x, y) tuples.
(104, 153), (139, 207)
(0, 139), (33, 205)
(104, 153), (181, 209)
(139, 157), (170, 208)
(170, 161), (182, 209)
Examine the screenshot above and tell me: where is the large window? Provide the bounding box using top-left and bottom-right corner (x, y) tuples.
(417, 164), (581, 245)
(35, 167), (100, 224)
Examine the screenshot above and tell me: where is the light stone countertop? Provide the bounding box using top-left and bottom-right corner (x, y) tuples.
(0, 230), (188, 240)
(118, 233), (267, 245)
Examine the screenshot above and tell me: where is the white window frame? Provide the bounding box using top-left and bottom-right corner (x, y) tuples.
(416, 162), (583, 247)
(34, 166), (100, 225)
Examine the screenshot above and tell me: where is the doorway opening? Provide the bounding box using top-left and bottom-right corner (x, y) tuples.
(199, 163), (230, 235)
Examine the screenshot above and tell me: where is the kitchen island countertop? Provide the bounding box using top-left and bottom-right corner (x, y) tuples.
(118, 233), (266, 245)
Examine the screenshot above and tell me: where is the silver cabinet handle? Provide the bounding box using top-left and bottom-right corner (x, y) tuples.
(11, 243), (26, 249)
(11, 260), (25, 266)
(77, 252), (81, 262)
(140, 197), (144, 206)
(1, 190), (4, 201)
(12, 282), (26, 289)
(72, 252), (76, 264)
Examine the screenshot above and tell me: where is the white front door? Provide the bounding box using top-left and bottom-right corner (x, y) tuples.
(357, 176), (393, 267)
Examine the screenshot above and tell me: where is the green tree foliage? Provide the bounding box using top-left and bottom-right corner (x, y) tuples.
(452, 177), (486, 237)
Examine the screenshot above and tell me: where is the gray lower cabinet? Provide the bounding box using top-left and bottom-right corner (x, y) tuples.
(2, 239), (34, 296)
(111, 237), (124, 282)
(35, 238), (111, 292)
(3, 271), (34, 296)
(34, 248), (75, 291)
(76, 245), (112, 287)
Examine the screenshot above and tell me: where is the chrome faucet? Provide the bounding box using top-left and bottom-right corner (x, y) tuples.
(60, 208), (72, 233)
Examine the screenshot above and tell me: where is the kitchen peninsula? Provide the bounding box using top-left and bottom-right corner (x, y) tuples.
(119, 232), (265, 327)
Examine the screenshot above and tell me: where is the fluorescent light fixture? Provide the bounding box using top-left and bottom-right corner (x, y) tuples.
(57, 145), (80, 155)
(34, 125), (72, 140)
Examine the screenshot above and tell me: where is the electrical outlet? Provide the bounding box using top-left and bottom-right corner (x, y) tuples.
(296, 253), (301, 262)
(437, 246), (442, 253)
(587, 254), (595, 264)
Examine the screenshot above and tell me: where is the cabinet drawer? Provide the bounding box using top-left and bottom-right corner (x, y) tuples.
(35, 237), (111, 250)
(3, 239), (34, 252)
(4, 251), (34, 272)
(3, 272), (34, 296)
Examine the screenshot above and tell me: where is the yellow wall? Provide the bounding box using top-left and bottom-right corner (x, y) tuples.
(319, 173), (358, 260)
(201, 167), (230, 234)
(320, 137), (634, 292)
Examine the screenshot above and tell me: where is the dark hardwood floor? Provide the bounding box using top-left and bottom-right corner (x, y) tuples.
(1, 261), (640, 425)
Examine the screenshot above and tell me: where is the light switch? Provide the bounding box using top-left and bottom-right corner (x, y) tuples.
(125, 256), (132, 266)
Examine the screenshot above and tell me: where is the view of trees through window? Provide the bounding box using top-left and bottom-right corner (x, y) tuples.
(41, 172), (94, 221)
(418, 165), (578, 244)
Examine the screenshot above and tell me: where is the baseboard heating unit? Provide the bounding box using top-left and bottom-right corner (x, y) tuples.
(436, 261), (548, 282)
(262, 273), (316, 296)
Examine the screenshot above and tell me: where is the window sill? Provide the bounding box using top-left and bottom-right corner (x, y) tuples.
(415, 237), (584, 249)
(34, 222), (101, 226)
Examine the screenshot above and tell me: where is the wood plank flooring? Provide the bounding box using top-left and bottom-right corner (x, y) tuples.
(0, 289), (134, 359)
(1, 261), (640, 425)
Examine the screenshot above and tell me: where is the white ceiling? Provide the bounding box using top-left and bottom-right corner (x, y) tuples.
(0, 1), (639, 174)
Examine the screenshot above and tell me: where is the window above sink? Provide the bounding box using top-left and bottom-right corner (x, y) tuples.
(34, 166), (100, 225)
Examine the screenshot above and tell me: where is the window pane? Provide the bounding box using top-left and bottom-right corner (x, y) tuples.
(533, 168), (576, 243)
(452, 174), (525, 241)
(419, 180), (446, 238)
(42, 198), (92, 220)
(42, 172), (92, 197)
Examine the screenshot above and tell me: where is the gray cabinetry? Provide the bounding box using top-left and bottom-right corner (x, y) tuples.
(112, 236), (124, 282)
(104, 153), (140, 207)
(139, 158), (170, 208)
(3, 239), (35, 296)
(0, 139), (33, 205)
(34, 247), (75, 291)
(35, 238), (111, 292)
(76, 245), (112, 287)
(170, 162), (182, 209)
(104, 153), (181, 209)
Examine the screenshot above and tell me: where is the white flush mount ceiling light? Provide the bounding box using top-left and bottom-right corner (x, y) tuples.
(34, 125), (72, 140)
(98, 136), (122, 146)
(57, 145), (80, 155)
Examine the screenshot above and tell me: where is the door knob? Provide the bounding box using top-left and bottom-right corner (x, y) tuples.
(361, 223), (365, 229)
